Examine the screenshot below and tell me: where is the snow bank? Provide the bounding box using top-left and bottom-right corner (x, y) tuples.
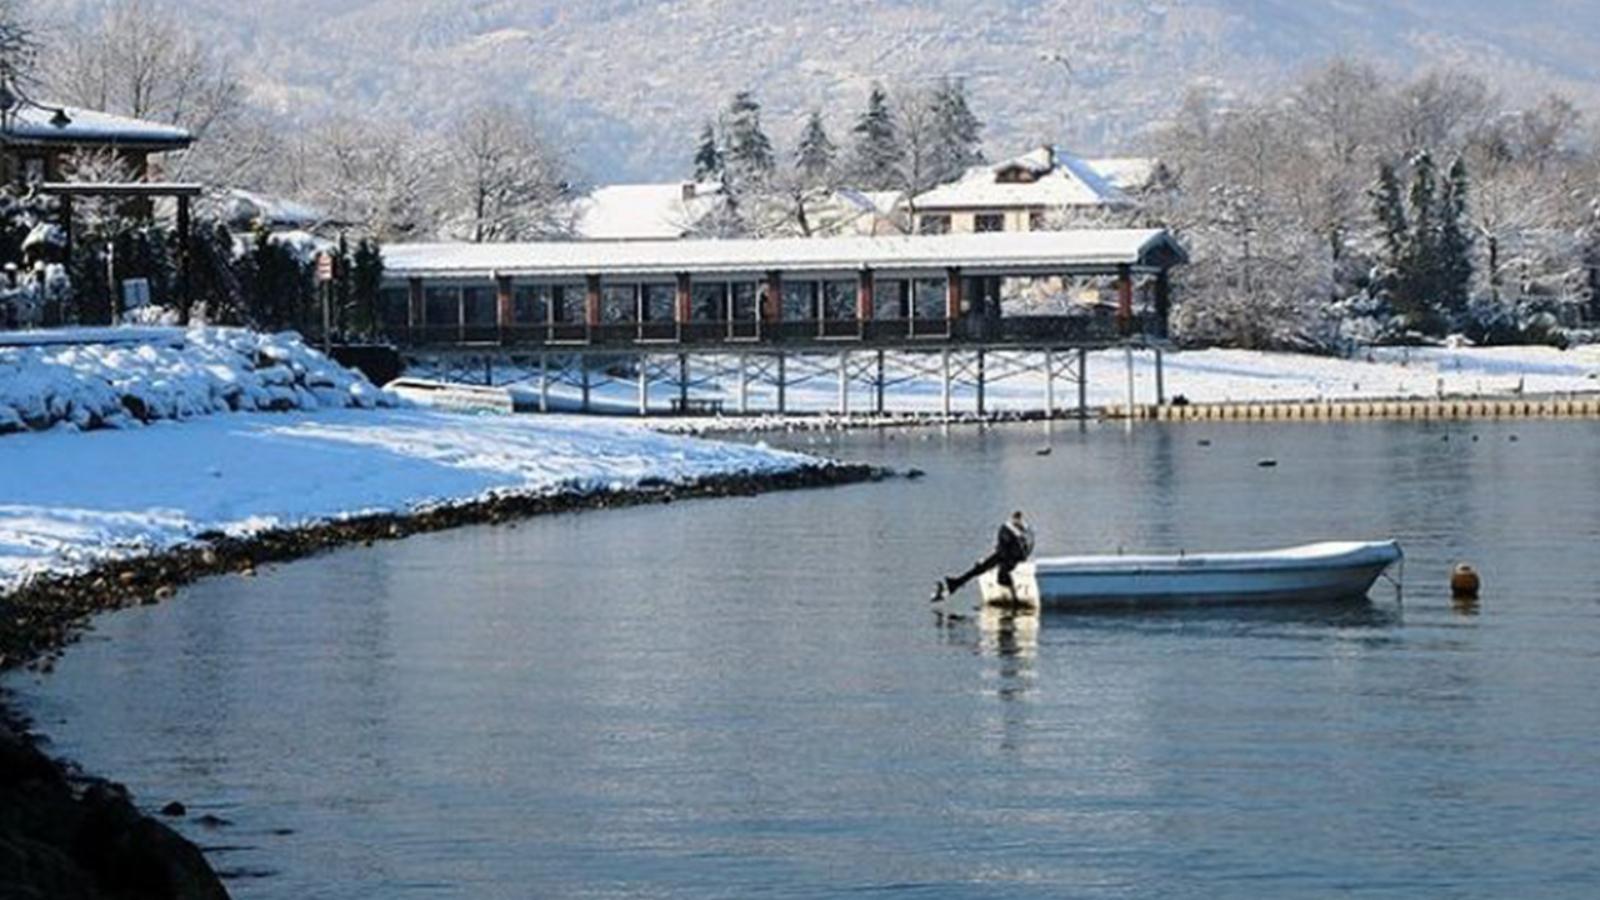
(0, 407), (811, 591)
(0, 327), (393, 434)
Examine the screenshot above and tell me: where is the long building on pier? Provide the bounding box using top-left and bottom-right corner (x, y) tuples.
(376, 228), (1187, 349)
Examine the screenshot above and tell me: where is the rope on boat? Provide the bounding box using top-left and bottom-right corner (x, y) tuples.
(1378, 556), (1405, 604)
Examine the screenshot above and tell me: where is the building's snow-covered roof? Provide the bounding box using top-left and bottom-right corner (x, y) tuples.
(384, 229), (1186, 280)
(913, 146), (1132, 211)
(217, 189), (327, 230)
(1085, 157), (1160, 192)
(1, 103), (192, 149)
(573, 182), (724, 240)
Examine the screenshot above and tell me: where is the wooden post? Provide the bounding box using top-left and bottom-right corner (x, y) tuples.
(408, 277), (424, 335)
(838, 350), (850, 416)
(678, 353), (689, 411)
(581, 355), (591, 412)
(675, 272), (692, 339)
(976, 347), (986, 415)
(538, 352), (549, 413)
(858, 268), (875, 335)
(875, 349), (886, 414)
(1116, 264), (1134, 336)
(1124, 345), (1136, 414)
(1078, 347), (1088, 420)
(941, 348), (952, 417)
(496, 274), (514, 340)
(737, 352), (749, 414)
(1155, 347), (1166, 405)
(1044, 349), (1055, 415)
(764, 270), (782, 328)
(176, 194), (192, 322)
(776, 351), (787, 414)
(637, 353), (649, 416)
(585, 274), (602, 336)
(945, 267), (963, 335)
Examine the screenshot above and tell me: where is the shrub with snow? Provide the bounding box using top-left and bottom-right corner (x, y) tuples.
(0, 327), (395, 434)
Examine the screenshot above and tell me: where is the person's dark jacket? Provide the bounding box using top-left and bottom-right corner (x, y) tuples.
(996, 521), (1034, 564)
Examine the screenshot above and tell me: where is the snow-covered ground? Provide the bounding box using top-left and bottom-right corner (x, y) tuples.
(1, 327), (389, 433)
(0, 407), (808, 592)
(412, 344), (1600, 419)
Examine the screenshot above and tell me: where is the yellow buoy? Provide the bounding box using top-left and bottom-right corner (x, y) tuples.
(1450, 563), (1481, 598)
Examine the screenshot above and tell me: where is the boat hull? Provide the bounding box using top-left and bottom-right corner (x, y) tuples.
(979, 541), (1402, 609)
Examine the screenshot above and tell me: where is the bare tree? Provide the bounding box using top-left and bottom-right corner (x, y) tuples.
(295, 116), (438, 242)
(45, 0), (243, 182)
(440, 102), (573, 243)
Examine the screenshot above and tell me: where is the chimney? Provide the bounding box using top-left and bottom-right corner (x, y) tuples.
(682, 182), (697, 202)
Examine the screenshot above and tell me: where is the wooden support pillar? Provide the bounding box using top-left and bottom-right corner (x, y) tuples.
(581, 356), (591, 412)
(585, 274), (602, 332)
(1078, 347), (1089, 420)
(976, 348), (986, 415)
(875, 349), (886, 414)
(637, 353), (649, 416)
(675, 272), (692, 334)
(737, 353), (749, 414)
(1044, 349), (1055, 415)
(776, 351), (787, 414)
(941, 348), (952, 417)
(838, 351), (850, 416)
(945, 266), (963, 329)
(538, 352), (549, 413)
(407, 277), (424, 332)
(176, 194), (192, 321)
(1155, 347), (1166, 405)
(1116, 264), (1134, 335)
(678, 353), (689, 410)
(496, 274), (514, 333)
(764, 270), (782, 325)
(858, 268), (875, 324)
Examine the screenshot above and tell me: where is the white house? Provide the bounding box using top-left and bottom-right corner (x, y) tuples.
(910, 147), (1152, 235)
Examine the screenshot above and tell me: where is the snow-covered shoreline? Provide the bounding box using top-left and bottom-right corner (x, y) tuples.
(0, 407), (830, 595)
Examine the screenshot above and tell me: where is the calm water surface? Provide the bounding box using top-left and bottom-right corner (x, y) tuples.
(10, 420), (1600, 898)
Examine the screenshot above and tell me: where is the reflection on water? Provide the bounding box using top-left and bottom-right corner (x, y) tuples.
(10, 419), (1600, 899)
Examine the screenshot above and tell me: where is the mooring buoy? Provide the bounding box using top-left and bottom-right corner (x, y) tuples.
(1257, 458), (1278, 468)
(1450, 563), (1481, 598)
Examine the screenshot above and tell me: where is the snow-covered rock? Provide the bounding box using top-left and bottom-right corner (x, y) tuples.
(0, 327), (395, 434)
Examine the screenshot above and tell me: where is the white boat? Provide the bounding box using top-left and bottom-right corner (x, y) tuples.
(978, 540), (1403, 609)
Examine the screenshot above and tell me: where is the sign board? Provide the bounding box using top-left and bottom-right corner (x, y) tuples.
(315, 252), (335, 283)
(120, 277), (151, 309)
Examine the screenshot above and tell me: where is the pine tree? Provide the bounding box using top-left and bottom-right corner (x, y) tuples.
(929, 77), (984, 185)
(795, 111), (836, 185)
(1438, 156), (1474, 316)
(723, 91), (774, 186)
(692, 121), (723, 182)
(850, 84), (903, 190)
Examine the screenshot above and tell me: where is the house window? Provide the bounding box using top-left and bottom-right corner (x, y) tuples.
(424, 286), (460, 326)
(22, 157), (46, 185)
(1028, 212), (1046, 231)
(822, 280), (858, 320)
(462, 286), (498, 325)
(512, 285), (551, 324)
(974, 213), (1005, 233)
(641, 283), (676, 321)
(918, 214), (951, 235)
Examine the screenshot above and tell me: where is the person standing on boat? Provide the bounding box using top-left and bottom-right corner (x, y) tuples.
(934, 511), (1035, 601)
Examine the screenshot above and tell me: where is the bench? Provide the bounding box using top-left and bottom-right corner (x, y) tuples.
(669, 397), (725, 416)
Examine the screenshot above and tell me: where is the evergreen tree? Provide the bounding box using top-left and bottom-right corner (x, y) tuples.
(692, 121), (723, 182)
(849, 84), (902, 190)
(929, 77), (984, 185)
(723, 91), (774, 185)
(351, 237), (385, 337)
(795, 111), (836, 185)
(1438, 156), (1473, 316)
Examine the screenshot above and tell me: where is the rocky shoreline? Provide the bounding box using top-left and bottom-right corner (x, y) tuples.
(0, 459), (888, 899)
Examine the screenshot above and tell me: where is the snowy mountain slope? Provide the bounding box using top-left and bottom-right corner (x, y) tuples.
(52, 0), (1600, 180)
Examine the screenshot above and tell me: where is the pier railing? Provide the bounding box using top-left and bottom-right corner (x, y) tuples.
(349, 312), (1155, 351)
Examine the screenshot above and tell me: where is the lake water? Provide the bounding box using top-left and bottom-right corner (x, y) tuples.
(10, 419), (1600, 898)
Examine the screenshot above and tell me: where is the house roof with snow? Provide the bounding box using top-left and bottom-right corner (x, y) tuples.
(383, 229), (1187, 281)
(1083, 157), (1162, 193)
(913, 146), (1133, 211)
(573, 182), (725, 241)
(0, 103), (192, 151)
